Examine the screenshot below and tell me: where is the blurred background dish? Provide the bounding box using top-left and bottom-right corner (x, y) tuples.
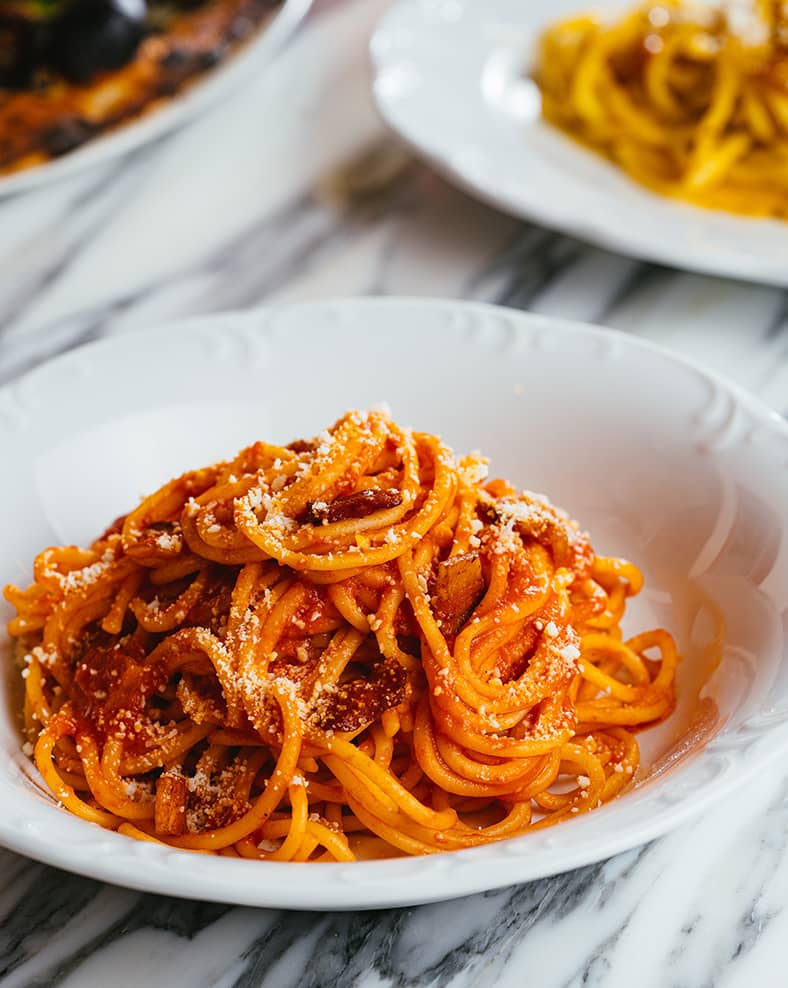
(370, 0), (788, 287)
(536, 1), (788, 219)
(0, 0), (311, 194)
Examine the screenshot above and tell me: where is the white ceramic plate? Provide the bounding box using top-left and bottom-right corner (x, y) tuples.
(370, 0), (788, 288)
(0, 0), (311, 198)
(0, 298), (786, 909)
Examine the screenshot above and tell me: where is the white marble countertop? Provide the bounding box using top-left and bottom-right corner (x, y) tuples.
(1, 1), (787, 985)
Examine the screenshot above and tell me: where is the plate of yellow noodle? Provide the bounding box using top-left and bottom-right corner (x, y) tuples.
(371, 0), (788, 287)
(0, 298), (786, 908)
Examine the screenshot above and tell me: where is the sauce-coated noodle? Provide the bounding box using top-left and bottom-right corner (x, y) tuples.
(4, 410), (677, 860)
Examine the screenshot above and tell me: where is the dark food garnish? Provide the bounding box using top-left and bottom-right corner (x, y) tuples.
(40, 112), (94, 154)
(0, 13), (48, 87)
(306, 489), (404, 526)
(0, 0), (250, 87)
(0, 0), (282, 171)
(317, 659), (407, 733)
(431, 552), (486, 638)
(47, 0), (147, 83)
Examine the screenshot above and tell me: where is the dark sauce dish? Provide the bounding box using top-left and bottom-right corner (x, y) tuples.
(0, 0), (147, 88)
(0, 0), (285, 175)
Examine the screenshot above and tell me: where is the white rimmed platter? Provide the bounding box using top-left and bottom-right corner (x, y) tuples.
(0, 297), (786, 909)
(0, 0), (311, 198)
(370, 0), (788, 288)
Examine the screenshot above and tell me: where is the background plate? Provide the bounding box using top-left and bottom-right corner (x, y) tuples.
(0, 0), (312, 197)
(370, 0), (788, 287)
(0, 298), (786, 908)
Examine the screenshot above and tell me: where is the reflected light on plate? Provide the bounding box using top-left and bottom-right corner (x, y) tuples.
(433, 0), (463, 21)
(480, 44), (541, 122)
(375, 62), (423, 100)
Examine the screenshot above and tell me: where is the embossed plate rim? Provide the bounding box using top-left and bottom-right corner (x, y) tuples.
(0, 298), (786, 909)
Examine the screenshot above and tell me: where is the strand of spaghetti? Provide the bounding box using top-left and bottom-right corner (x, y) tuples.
(122, 466), (219, 549)
(345, 794), (439, 855)
(33, 546), (98, 589)
(148, 554), (204, 585)
(433, 732), (546, 786)
(532, 743), (606, 813)
(370, 585), (420, 671)
(101, 569), (144, 634)
(78, 732), (154, 820)
(117, 822), (169, 844)
(626, 630), (678, 688)
(120, 723), (214, 774)
(23, 656), (51, 730)
(575, 694), (673, 726)
(226, 567), (289, 725)
(290, 834), (321, 862)
(180, 504), (266, 564)
(192, 475), (269, 552)
(304, 819), (355, 862)
(146, 627), (240, 725)
(234, 437), (456, 570)
(256, 582), (308, 666)
(267, 776), (309, 861)
(317, 735), (457, 830)
(48, 735), (82, 774)
(130, 568), (209, 632)
(508, 749), (563, 802)
(337, 762), (527, 851)
(327, 583), (373, 632)
(371, 723), (395, 767)
(582, 632), (650, 682)
(326, 755), (459, 844)
(34, 711), (121, 828)
(158, 685), (302, 850)
(470, 800), (534, 837)
(116, 822), (214, 852)
(306, 627), (365, 700)
(279, 412), (393, 518)
(413, 696), (564, 797)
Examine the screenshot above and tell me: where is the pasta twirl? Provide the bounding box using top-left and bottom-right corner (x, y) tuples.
(4, 410), (677, 861)
(535, 0), (788, 218)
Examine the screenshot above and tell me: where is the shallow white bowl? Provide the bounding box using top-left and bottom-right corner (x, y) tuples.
(0, 298), (786, 908)
(370, 0), (788, 287)
(0, 0), (311, 197)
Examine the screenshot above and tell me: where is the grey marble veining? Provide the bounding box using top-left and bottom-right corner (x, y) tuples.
(1, 769), (788, 987)
(0, 0), (787, 985)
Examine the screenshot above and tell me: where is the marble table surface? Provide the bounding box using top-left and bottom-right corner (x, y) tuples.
(1, 1), (787, 985)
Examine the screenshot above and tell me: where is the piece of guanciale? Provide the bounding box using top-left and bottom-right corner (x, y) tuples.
(287, 438), (317, 454)
(317, 658), (407, 733)
(306, 489), (402, 525)
(154, 772), (188, 836)
(431, 552), (486, 636)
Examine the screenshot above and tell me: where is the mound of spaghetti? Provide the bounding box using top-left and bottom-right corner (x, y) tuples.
(3, 410), (677, 861)
(535, 0), (788, 217)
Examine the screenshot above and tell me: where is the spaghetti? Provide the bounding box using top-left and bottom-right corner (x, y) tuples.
(4, 409), (677, 861)
(535, 0), (788, 217)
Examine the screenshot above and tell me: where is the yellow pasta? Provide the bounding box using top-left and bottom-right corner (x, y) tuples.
(535, 0), (788, 217)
